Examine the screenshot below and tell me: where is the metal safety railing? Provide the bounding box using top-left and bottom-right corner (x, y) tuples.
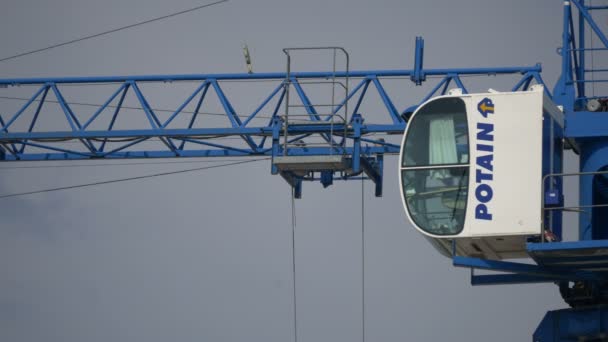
(541, 170), (608, 242)
(282, 47), (350, 156)
(568, 46), (608, 106)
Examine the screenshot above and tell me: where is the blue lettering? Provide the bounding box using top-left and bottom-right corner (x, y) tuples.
(477, 123), (494, 142)
(474, 98), (495, 221)
(476, 169), (493, 183)
(477, 143), (493, 152)
(475, 184), (493, 203)
(475, 204), (493, 220)
(476, 154), (494, 172)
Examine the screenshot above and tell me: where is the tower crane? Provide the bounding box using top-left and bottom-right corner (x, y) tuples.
(1, 1), (607, 340)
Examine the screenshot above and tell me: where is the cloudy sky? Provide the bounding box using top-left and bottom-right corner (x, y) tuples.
(0, 0), (598, 341)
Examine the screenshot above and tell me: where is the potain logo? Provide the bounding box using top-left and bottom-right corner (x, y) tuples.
(475, 98), (495, 221)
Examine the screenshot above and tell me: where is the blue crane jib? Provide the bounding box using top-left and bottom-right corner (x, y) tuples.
(0, 63), (545, 198)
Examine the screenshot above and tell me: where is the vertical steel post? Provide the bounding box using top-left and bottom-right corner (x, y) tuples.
(553, 1), (575, 112)
(271, 117), (282, 175)
(283, 51), (291, 156)
(411, 37), (425, 86)
(352, 113), (362, 173)
(578, 0), (586, 103)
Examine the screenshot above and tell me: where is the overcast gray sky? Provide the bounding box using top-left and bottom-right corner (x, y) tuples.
(0, 0), (592, 341)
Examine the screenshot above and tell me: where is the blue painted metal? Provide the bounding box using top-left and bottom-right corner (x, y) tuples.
(577, 141), (608, 241)
(545, 189), (563, 206)
(0, 66), (539, 170)
(534, 307), (608, 342)
(411, 37), (425, 85)
(528, 240), (608, 273)
(529, 240), (608, 253)
(440, 2), (608, 338)
(577, 2), (585, 102)
(0, 67), (541, 85)
(471, 273), (555, 286)
(453, 256), (603, 283)
(0, 63), (541, 200)
(554, 0), (608, 109)
(553, 0), (576, 112)
(571, 0), (608, 49)
(565, 112), (608, 138)
(463, 0), (608, 264)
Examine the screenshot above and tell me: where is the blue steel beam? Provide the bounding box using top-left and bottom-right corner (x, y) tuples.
(571, 0), (608, 49)
(557, 0), (608, 107)
(453, 256), (604, 283)
(471, 274), (556, 286)
(0, 124), (405, 140)
(4, 146), (394, 162)
(0, 67), (542, 162)
(0, 66), (541, 86)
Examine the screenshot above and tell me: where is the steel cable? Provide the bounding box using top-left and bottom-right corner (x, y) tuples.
(0, 157), (267, 199)
(0, 1), (229, 63)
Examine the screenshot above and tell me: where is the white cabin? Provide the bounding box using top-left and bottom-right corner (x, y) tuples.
(398, 86), (563, 259)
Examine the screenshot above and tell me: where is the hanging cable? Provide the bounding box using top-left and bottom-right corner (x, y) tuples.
(290, 186), (298, 342)
(361, 177), (366, 342)
(0, 157), (267, 199)
(0, 0), (228, 63)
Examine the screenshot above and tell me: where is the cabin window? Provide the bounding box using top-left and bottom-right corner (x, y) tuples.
(402, 168), (468, 235)
(400, 97), (470, 236)
(401, 98), (469, 167)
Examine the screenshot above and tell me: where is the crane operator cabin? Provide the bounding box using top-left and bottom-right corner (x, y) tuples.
(399, 86), (564, 260)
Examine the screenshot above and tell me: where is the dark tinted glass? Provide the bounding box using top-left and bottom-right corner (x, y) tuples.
(401, 167), (468, 236)
(402, 98), (469, 167)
